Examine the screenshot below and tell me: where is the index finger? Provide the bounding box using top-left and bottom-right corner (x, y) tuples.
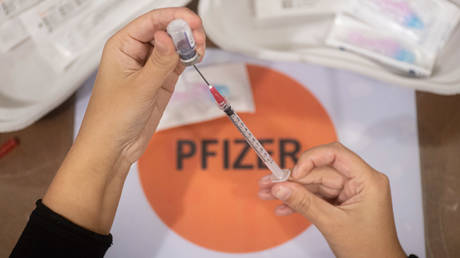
(292, 142), (374, 180)
(119, 7), (203, 43)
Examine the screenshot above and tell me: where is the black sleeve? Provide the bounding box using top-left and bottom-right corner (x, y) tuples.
(10, 200), (112, 258)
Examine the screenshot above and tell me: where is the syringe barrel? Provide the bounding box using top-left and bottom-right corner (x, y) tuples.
(205, 84), (290, 182)
(227, 110), (288, 181)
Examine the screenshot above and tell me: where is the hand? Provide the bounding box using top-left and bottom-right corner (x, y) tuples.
(258, 142), (406, 258)
(43, 8), (206, 234)
(77, 7), (206, 165)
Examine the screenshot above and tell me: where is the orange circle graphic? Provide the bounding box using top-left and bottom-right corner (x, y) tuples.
(138, 64), (337, 253)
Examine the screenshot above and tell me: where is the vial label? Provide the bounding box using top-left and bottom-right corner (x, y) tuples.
(176, 29), (196, 60)
(184, 31), (195, 47)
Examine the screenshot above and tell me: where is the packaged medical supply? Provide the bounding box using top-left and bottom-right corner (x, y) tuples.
(199, 0), (460, 94)
(0, 17), (29, 52)
(253, 0), (349, 25)
(0, 0), (42, 24)
(0, 0), (42, 52)
(347, 0), (460, 53)
(19, 0), (93, 70)
(19, 0), (152, 71)
(326, 15), (433, 77)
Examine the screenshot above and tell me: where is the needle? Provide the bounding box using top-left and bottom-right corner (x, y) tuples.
(193, 64), (211, 86)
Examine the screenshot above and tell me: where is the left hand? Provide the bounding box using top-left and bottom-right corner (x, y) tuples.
(43, 7), (206, 234)
(77, 7), (206, 165)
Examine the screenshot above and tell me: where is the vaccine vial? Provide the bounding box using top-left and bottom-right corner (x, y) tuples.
(167, 19), (200, 66)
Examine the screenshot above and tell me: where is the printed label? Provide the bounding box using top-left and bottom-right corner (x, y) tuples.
(19, 0), (91, 36)
(0, 17), (29, 52)
(282, 0), (320, 9)
(0, 0), (42, 24)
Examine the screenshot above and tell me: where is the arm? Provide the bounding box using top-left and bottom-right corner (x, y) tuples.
(42, 7), (205, 235)
(11, 7), (205, 257)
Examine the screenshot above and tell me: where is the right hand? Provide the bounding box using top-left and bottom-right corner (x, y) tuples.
(258, 142), (406, 258)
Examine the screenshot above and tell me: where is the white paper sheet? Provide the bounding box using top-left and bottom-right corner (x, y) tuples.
(74, 49), (424, 258)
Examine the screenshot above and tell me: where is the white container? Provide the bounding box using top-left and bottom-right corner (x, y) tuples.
(198, 0), (460, 95)
(0, 0), (190, 133)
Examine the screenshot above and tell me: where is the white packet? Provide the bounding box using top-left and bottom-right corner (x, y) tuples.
(253, 0), (350, 25)
(0, 17), (29, 52)
(0, 0), (42, 25)
(19, 0), (154, 71)
(0, 0), (42, 52)
(18, 0), (94, 70)
(19, 0), (92, 35)
(326, 14), (433, 77)
(158, 63), (255, 131)
(346, 0), (460, 53)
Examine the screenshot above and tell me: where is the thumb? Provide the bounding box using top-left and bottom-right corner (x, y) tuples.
(272, 182), (337, 226)
(141, 31), (179, 89)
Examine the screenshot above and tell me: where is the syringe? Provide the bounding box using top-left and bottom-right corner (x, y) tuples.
(167, 18), (290, 182)
(192, 65), (290, 182)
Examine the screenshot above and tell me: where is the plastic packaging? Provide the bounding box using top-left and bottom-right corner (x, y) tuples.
(347, 0), (460, 53)
(19, 0), (94, 70)
(20, 0), (91, 35)
(0, 17), (29, 52)
(326, 15), (433, 76)
(198, 0), (460, 95)
(19, 0), (143, 71)
(0, 0), (42, 52)
(0, 0), (42, 24)
(253, 0), (348, 25)
(0, 0), (191, 132)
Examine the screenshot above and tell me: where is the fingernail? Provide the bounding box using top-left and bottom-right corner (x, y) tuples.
(257, 189), (271, 200)
(154, 39), (169, 55)
(292, 165), (299, 178)
(259, 175), (272, 184)
(273, 186), (291, 201)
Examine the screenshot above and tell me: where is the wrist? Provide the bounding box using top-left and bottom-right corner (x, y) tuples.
(391, 244), (407, 258)
(43, 139), (132, 234)
(71, 134), (132, 177)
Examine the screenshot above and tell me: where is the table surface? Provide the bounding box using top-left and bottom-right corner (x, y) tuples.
(1, 1), (460, 257)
